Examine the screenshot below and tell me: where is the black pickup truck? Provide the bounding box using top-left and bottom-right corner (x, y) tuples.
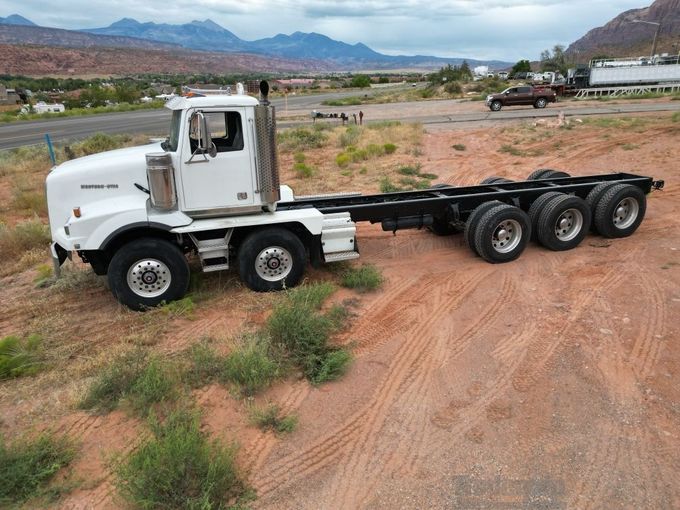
(485, 86), (557, 111)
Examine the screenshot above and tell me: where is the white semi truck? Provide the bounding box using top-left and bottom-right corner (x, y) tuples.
(46, 82), (663, 310)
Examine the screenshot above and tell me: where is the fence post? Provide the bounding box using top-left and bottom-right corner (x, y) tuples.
(45, 134), (56, 165)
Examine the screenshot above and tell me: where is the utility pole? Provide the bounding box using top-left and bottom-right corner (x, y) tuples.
(632, 19), (662, 60)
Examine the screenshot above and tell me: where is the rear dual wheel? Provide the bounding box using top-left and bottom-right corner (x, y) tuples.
(466, 203), (531, 263)
(527, 169), (571, 180)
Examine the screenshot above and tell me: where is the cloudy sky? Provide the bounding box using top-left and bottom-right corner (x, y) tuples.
(5, 0), (647, 61)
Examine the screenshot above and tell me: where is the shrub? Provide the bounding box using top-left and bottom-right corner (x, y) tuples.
(278, 127), (328, 151)
(339, 126), (361, 147)
(672, 112), (680, 122)
(293, 152), (306, 163)
(312, 349), (352, 385)
(419, 172), (438, 180)
(383, 143), (397, 154)
(379, 177), (402, 193)
(293, 162), (315, 178)
(365, 144), (385, 158)
(397, 165), (420, 176)
(452, 143), (466, 151)
(0, 335), (42, 379)
(116, 408), (248, 509)
(248, 403), (298, 434)
(0, 433), (75, 505)
(340, 264), (384, 293)
(336, 152), (351, 168)
(444, 81), (463, 94)
(12, 188), (47, 215)
(267, 283), (350, 383)
(0, 218), (51, 260)
(222, 336), (280, 396)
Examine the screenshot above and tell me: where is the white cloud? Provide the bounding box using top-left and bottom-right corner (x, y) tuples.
(7, 0), (645, 61)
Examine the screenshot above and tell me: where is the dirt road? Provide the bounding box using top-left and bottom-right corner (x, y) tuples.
(1, 113), (678, 509)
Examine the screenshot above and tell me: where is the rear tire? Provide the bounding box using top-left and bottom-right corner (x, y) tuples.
(465, 201), (503, 255)
(528, 191), (564, 241)
(526, 169), (553, 180)
(238, 228), (306, 291)
(108, 238), (190, 311)
(536, 195), (591, 251)
(473, 204), (531, 263)
(593, 184), (646, 238)
(481, 176), (513, 184)
(540, 170), (571, 179)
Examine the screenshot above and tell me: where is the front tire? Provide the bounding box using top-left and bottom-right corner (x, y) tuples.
(108, 238), (190, 311)
(490, 101), (502, 111)
(238, 228), (306, 291)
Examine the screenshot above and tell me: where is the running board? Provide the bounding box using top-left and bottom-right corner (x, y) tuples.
(321, 212), (359, 263)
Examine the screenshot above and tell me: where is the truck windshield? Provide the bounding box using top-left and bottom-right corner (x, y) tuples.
(162, 110), (182, 152)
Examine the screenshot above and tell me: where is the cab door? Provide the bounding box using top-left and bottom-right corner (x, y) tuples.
(179, 108), (257, 214)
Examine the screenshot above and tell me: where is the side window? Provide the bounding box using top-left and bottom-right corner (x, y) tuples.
(518, 87), (531, 94)
(507, 88), (517, 94)
(189, 111), (244, 153)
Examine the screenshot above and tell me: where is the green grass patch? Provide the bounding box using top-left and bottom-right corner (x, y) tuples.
(339, 126), (361, 147)
(322, 96), (364, 106)
(672, 112), (680, 122)
(452, 143), (466, 151)
(248, 403), (298, 434)
(383, 143), (397, 154)
(621, 143), (639, 151)
(0, 334), (43, 379)
(115, 408), (248, 510)
(419, 172), (438, 180)
(267, 283), (351, 384)
(397, 165), (421, 176)
(293, 152), (306, 163)
(79, 349), (178, 414)
(184, 341), (225, 389)
(340, 264), (384, 293)
(222, 335), (280, 396)
(367, 121), (401, 130)
(158, 296), (196, 319)
(0, 101), (164, 124)
(0, 432), (75, 506)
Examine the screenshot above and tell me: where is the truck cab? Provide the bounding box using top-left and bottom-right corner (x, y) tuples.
(46, 83), (359, 310)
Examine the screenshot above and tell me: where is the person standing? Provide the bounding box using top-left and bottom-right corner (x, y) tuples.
(359, 110), (364, 125)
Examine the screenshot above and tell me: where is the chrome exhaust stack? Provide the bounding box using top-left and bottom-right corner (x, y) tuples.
(145, 152), (177, 210)
(253, 81), (281, 210)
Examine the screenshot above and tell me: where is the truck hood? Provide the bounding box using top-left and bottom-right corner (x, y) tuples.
(46, 142), (163, 242)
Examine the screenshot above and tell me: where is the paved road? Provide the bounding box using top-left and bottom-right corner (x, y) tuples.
(1, 92), (679, 150)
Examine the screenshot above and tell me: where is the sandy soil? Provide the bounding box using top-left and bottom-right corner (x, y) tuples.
(1, 113), (679, 509)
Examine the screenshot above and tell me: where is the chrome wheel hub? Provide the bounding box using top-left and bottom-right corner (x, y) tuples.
(127, 259), (171, 298)
(554, 208), (583, 241)
(492, 219), (522, 253)
(255, 246), (293, 282)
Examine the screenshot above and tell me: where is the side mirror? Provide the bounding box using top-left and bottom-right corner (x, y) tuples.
(505, 91), (510, 95)
(191, 111), (216, 158)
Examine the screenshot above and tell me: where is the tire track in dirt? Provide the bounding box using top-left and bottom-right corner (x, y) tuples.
(511, 266), (630, 393)
(252, 271), (487, 501)
(628, 268), (666, 381)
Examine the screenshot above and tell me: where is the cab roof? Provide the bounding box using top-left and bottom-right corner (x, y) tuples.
(165, 94), (259, 110)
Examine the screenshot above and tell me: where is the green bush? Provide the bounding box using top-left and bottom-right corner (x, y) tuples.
(267, 283), (350, 383)
(419, 172), (438, 180)
(278, 127), (328, 151)
(293, 162), (315, 178)
(336, 152), (351, 168)
(293, 152), (306, 163)
(672, 112), (680, 122)
(383, 143), (397, 154)
(451, 143), (466, 151)
(222, 336), (280, 396)
(0, 218), (51, 260)
(0, 433), (75, 505)
(248, 404), (298, 434)
(379, 177), (402, 193)
(0, 335), (42, 379)
(365, 144), (385, 157)
(74, 133), (132, 157)
(312, 349), (352, 385)
(397, 165), (421, 176)
(339, 126), (361, 147)
(340, 264), (384, 293)
(116, 408), (248, 510)
(444, 81), (463, 94)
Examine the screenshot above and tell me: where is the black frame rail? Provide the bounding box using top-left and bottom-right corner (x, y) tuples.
(279, 173), (662, 227)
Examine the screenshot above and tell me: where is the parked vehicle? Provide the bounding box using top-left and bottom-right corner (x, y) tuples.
(45, 82), (663, 310)
(485, 85), (557, 111)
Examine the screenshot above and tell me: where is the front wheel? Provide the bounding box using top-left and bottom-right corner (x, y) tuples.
(108, 238), (190, 311)
(238, 228), (306, 292)
(490, 101), (502, 111)
(534, 98), (547, 108)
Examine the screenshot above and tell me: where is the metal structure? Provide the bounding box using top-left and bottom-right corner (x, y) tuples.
(575, 82), (680, 98)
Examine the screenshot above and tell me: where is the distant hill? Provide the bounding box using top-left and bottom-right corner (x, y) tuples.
(83, 17), (511, 70)
(0, 14), (36, 26)
(567, 0), (680, 61)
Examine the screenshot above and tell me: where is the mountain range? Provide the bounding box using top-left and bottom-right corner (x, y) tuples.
(567, 0), (680, 60)
(0, 14), (510, 71)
